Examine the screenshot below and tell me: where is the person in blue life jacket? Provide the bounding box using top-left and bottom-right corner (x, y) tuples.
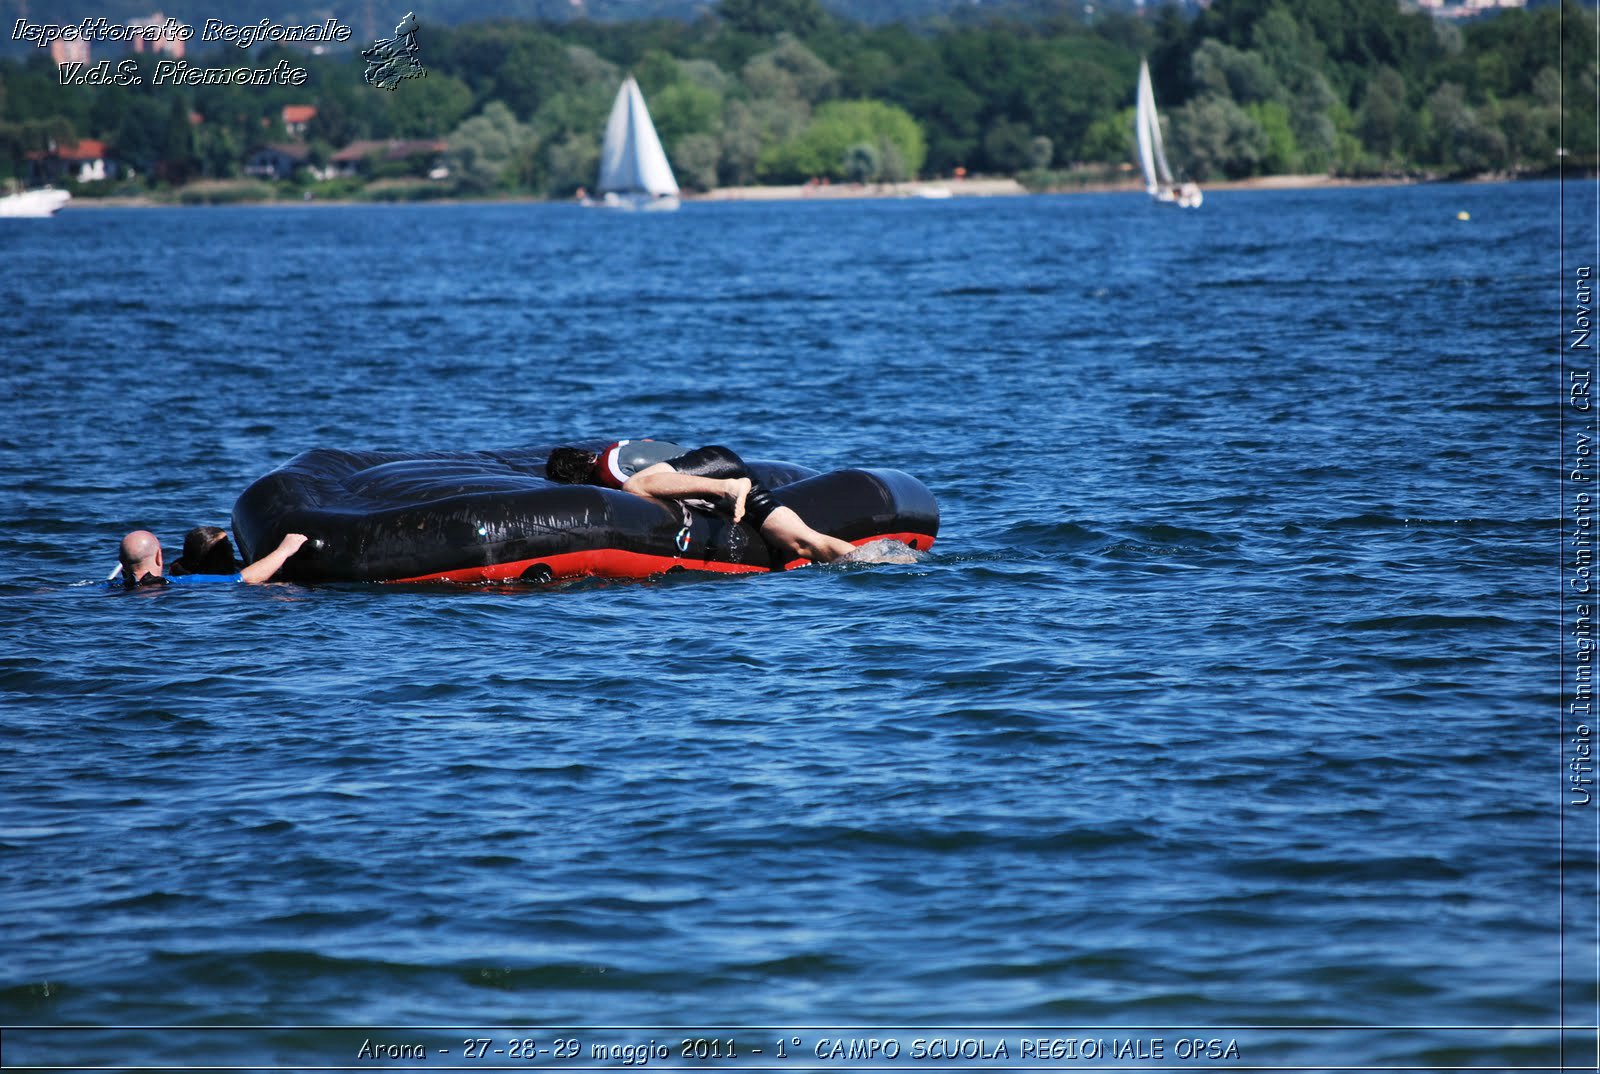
(115, 529), (309, 588)
(546, 441), (872, 564)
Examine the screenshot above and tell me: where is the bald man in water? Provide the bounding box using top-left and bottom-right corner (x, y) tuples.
(117, 529), (309, 587)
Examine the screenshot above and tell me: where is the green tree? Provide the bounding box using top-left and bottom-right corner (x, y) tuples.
(1424, 81), (1507, 174)
(1023, 36), (1132, 167)
(743, 35), (837, 104)
(757, 97), (923, 182)
(564, 45), (622, 94)
(1532, 65), (1561, 111)
(530, 85), (615, 152)
(635, 50), (683, 97)
(888, 66), (981, 174)
(427, 23), (514, 101)
(679, 59), (732, 96)
(1355, 66), (1406, 163)
(717, 97), (791, 185)
(673, 132), (720, 191)
(1028, 134), (1054, 171)
(1491, 97), (1553, 170)
(114, 96), (169, 179)
(1508, 66), (1561, 168)
(446, 100), (536, 192)
(1245, 99), (1297, 172)
(841, 98), (922, 178)
(307, 96), (357, 147)
(159, 95), (199, 185)
(1246, 7), (1337, 170)
(651, 81), (723, 151)
(717, 99), (759, 186)
(388, 73), (475, 138)
(494, 34), (572, 120)
(1191, 39), (1280, 104)
(842, 141), (878, 183)
(1250, 5), (1327, 80)
(717, 0), (826, 39)
(0, 116), (72, 182)
(1171, 94), (1265, 179)
(982, 120), (1032, 174)
(1290, 0), (1442, 97)
(542, 130), (597, 195)
(836, 48), (897, 99)
(1080, 108), (1133, 164)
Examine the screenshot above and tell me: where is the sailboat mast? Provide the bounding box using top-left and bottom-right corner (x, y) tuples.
(1136, 60), (1177, 191)
(1136, 61), (1159, 195)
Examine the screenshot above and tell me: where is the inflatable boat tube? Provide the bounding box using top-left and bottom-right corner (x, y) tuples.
(231, 440), (939, 583)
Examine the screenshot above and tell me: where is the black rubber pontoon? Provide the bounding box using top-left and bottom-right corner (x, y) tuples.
(231, 440), (939, 583)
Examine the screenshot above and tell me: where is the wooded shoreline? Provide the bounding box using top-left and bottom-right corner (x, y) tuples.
(52, 169), (1558, 209)
(5, 1), (1591, 204)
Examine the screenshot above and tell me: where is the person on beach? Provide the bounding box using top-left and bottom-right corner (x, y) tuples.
(546, 440), (862, 564)
(115, 529), (310, 587)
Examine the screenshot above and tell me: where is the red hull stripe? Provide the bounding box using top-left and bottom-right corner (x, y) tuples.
(391, 532), (934, 584)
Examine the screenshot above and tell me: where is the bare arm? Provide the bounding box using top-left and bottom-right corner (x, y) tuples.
(624, 464), (859, 564)
(240, 532), (309, 583)
(622, 464), (750, 523)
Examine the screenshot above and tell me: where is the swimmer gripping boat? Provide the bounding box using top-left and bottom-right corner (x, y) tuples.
(589, 77), (680, 212)
(1135, 59), (1201, 209)
(0, 188), (70, 217)
(231, 441), (939, 583)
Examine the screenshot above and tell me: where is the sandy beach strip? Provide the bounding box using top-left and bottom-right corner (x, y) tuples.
(54, 171), (1500, 210)
(693, 177), (1029, 201)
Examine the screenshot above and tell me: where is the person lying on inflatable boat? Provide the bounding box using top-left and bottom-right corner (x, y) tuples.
(547, 440), (911, 565)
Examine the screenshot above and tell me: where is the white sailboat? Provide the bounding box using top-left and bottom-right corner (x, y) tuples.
(591, 76), (680, 212)
(0, 187), (71, 217)
(1135, 59), (1201, 209)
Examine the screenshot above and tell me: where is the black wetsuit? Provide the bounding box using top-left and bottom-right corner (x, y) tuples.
(593, 440), (784, 528)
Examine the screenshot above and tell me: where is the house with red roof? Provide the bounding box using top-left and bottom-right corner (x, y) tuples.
(26, 139), (122, 184)
(282, 105), (317, 138)
(329, 139), (450, 180)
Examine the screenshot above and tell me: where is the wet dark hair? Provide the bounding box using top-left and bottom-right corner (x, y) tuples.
(546, 447), (600, 485)
(176, 525), (238, 575)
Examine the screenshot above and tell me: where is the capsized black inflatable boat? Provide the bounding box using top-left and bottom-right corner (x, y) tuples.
(231, 440), (939, 583)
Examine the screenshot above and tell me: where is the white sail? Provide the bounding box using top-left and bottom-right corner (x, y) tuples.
(596, 77), (679, 208)
(1134, 60), (1199, 208)
(1135, 60), (1157, 193)
(1135, 60), (1174, 193)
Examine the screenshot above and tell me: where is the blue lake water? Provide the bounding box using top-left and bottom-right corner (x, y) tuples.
(0, 182), (1587, 1069)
